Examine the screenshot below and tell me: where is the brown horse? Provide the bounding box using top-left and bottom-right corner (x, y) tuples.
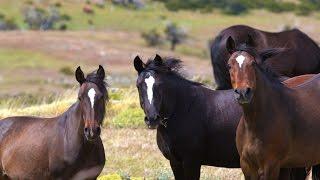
(0, 66), (107, 179)
(226, 36), (320, 180)
(211, 25), (320, 90)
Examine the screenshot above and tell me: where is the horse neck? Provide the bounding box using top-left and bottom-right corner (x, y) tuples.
(59, 102), (86, 147)
(164, 78), (204, 119)
(242, 69), (287, 129)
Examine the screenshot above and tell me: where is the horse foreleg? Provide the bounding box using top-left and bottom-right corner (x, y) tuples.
(260, 163), (280, 180)
(170, 160), (184, 180)
(182, 161), (201, 180)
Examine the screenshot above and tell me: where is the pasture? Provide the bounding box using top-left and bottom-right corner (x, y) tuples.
(1, 0), (320, 179)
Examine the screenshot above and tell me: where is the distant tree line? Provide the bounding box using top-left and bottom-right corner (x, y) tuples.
(155, 0), (320, 15)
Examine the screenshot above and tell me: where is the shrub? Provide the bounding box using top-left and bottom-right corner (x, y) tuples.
(60, 14), (71, 21)
(0, 17), (18, 30)
(112, 0), (145, 9)
(23, 6), (62, 30)
(165, 22), (187, 51)
(223, 1), (249, 15)
(141, 29), (164, 47)
(59, 23), (67, 30)
(60, 67), (73, 76)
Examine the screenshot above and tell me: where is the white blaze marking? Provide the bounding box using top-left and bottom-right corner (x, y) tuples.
(145, 75), (155, 104)
(236, 55), (246, 68)
(88, 88), (96, 109)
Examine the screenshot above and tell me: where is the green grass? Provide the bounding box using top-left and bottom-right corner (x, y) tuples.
(0, 48), (72, 70)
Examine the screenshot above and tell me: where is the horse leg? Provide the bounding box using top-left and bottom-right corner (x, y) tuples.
(260, 163), (280, 180)
(312, 164), (320, 180)
(240, 158), (258, 180)
(169, 160), (184, 180)
(182, 161), (201, 180)
(287, 167), (307, 180)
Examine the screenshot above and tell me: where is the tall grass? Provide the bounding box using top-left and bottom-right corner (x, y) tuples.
(0, 87), (145, 128)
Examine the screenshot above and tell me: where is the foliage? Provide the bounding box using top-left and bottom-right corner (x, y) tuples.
(165, 22), (187, 51)
(0, 16), (18, 30)
(22, 5), (70, 30)
(156, 0), (320, 15)
(141, 29), (164, 47)
(60, 66), (74, 76)
(112, 0), (145, 9)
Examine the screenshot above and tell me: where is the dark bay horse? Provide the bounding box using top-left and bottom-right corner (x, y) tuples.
(211, 25), (320, 90)
(134, 54), (312, 180)
(226, 37), (320, 179)
(0, 66), (107, 179)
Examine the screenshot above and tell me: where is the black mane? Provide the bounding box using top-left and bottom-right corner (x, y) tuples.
(86, 71), (109, 100)
(144, 57), (203, 86)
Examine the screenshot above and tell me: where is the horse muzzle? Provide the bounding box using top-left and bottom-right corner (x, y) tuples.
(234, 88), (253, 104)
(84, 125), (101, 141)
(144, 116), (160, 129)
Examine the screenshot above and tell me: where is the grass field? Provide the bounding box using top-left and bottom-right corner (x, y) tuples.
(0, 0), (319, 179)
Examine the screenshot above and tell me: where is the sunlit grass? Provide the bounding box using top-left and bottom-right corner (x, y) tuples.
(0, 87), (145, 128)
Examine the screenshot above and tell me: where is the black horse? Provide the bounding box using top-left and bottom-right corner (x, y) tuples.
(134, 54), (309, 180)
(211, 25), (320, 90)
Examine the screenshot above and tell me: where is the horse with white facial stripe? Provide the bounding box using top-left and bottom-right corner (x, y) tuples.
(134, 54), (312, 180)
(226, 36), (320, 180)
(0, 66), (107, 179)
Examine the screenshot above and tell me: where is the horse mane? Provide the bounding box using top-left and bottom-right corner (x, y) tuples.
(236, 45), (284, 85)
(144, 57), (203, 86)
(86, 71), (109, 100)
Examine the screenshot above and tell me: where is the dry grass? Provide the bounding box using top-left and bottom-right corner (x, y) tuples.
(100, 128), (242, 179)
(0, 88), (242, 179)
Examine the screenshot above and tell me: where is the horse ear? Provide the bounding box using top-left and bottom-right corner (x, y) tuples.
(246, 34), (255, 47)
(154, 54), (163, 65)
(75, 66), (85, 85)
(226, 36), (236, 54)
(134, 55), (145, 73)
(97, 65), (105, 80)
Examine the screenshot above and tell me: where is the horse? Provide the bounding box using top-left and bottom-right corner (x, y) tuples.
(226, 36), (320, 180)
(0, 66), (107, 179)
(210, 25), (320, 90)
(133, 54), (313, 180)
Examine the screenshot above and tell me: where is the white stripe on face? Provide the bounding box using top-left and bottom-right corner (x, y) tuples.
(88, 88), (96, 109)
(145, 75), (155, 104)
(236, 55), (246, 68)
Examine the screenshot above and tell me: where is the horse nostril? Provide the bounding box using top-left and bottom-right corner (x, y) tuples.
(245, 88), (251, 95)
(96, 126), (101, 135)
(84, 127), (89, 134)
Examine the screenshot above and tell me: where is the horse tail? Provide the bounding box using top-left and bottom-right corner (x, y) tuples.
(312, 164), (320, 180)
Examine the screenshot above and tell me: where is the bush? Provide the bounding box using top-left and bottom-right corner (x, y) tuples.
(156, 0), (304, 15)
(59, 23), (67, 30)
(23, 6), (62, 30)
(60, 67), (73, 76)
(165, 22), (187, 51)
(141, 29), (164, 47)
(60, 14), (71, 21)
(0, 17), (18, 30)
(223, 1), (249, 15)
(112, 0), (145, 9)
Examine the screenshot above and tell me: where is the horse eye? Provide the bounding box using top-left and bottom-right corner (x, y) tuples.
(78, 97), (82, 101)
